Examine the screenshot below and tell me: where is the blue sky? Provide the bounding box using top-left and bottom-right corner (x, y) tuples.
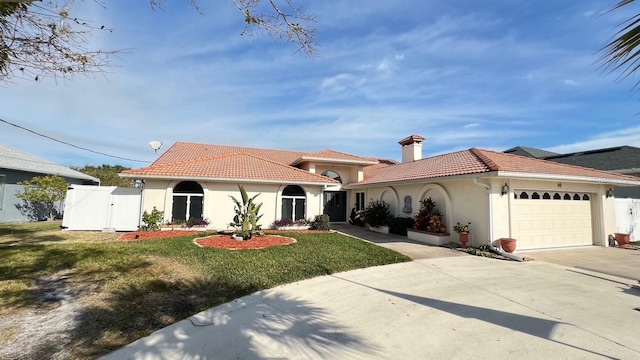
(1, 0), (639, 169)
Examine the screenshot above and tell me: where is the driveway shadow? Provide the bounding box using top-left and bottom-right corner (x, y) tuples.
(332, 275), (620, 359)
(97, 285), (379, 359)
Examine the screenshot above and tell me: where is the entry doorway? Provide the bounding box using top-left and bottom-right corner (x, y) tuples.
(323, 191), (347, 222)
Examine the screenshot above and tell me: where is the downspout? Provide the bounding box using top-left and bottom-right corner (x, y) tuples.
(472, 178), (493, 246)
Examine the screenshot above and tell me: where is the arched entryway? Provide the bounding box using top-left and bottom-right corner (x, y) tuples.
(172, 181), (204, 221)
(282, 185), (306, 221)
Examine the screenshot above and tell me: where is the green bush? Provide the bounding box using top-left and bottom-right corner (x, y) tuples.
(364, 199), (391, 227)
(310, 214), (330, 230)
(388, 217), (415, 236)
(141, 207), (164, 231)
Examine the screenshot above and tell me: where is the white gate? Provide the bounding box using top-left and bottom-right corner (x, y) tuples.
(62, 185), (142, 231)
(614, 198), (640, 241)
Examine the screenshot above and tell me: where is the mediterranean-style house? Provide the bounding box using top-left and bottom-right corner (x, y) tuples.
(121, 135), (640, 251)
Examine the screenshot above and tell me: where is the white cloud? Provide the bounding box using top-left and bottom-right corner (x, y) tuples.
(548, 126), (640, 154)
(320, 73), (366, 92)
(563, 79), (579, 86)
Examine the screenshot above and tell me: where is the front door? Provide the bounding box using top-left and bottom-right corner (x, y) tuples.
(323, 191), (347, 222)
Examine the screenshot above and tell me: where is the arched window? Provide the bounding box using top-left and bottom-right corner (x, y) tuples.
(519, 192), (529, 199)
(321, 170), (342, 184)
(583, 194), (590, 201)
(564, 194), (571, 200)
(282, 185), (306, 221)
(532, 192), (540, 199)
(553, 193), (561, 200)
(573, 194), (581, 200)
(543, 193), (551, 199)
(172, 181), (204, 222)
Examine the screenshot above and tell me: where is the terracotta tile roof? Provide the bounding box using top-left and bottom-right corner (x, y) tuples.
(152, 142), (306, 166)
(352, 148), (640, 187)
(122, 152), (339, 184)
(293, 149), (379, 165)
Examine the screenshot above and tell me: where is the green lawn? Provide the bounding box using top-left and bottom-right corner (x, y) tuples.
(0, 223), (410, 358)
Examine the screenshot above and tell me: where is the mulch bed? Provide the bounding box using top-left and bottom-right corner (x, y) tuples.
(194, 235), (296, 250)
(118, 230), (203, 241)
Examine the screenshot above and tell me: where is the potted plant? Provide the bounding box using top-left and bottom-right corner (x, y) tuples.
(453, 222), (471, 248)
(364, 199), (391, 233)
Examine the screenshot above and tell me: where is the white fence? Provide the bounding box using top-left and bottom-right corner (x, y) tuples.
(614, 198), (640, 241)
(62, 185), (142, 231)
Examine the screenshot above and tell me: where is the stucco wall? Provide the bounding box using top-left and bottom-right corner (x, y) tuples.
(362, 179), (489, 247)
(360, 177), (617, 249)
(141, 180), (325, 230)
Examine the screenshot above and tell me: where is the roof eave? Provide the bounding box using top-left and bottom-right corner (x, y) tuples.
(1, 165), (99, 182)
(119, 173), (338, 186)
(344, 171), (495, 189)
(291, 157), (378, 167)
(496, 171), (640, 186)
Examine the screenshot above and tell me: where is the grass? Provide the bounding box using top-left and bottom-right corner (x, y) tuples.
(0, 223), (410, 358)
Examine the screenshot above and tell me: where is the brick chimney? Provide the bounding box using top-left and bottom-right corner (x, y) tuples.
(399, 134), (425, 163)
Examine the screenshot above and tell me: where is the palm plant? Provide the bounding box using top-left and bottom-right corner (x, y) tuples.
(600, 1), (640, 88)
(229, 185), (263, 240)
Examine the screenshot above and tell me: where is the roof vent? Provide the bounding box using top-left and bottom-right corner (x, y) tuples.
(399, 134), (425, 163)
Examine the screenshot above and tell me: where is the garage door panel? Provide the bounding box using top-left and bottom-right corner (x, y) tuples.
(512, 194), (593, 250)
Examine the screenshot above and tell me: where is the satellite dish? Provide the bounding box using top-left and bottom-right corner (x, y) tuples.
(148, 141), (163, 155)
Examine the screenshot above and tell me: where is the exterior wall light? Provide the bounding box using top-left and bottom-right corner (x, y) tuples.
(501, 183), (509, 196)
(606, 187), (614, 198)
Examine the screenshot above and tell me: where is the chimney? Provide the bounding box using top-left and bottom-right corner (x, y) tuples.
(399, 134), (425, 163)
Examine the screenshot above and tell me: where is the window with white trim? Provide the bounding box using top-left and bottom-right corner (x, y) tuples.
(282, 185), (306, 221)
(355, 192), (365, 211)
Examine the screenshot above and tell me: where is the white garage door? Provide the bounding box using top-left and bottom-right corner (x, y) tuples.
(511, 191), (593, 250)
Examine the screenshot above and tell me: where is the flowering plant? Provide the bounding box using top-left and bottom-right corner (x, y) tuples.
(453, 222), (471, 233)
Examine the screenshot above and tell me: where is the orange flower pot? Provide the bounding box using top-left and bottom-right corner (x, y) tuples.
(614, 233), (630, 246)
(500, 238), (517, 253)
(459, 232), (469, 249)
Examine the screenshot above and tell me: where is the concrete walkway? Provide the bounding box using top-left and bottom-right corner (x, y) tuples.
(331, 223), (465, 260)
(102, 256), (640, 360)
(523, 246), (640, 282)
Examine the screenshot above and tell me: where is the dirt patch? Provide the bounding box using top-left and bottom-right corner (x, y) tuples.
(118, 230), (203, 241)
(0, 270), (92, 360)
(195, 235), (296, 250)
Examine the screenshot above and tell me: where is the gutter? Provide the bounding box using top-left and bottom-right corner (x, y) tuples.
(497, 171), (640, 186)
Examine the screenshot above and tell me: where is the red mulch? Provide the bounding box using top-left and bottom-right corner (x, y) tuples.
(118, 230), (203, 241)
(195, 235), (295, 250)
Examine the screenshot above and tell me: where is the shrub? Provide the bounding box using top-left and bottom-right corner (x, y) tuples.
(186, 218), (210, 227)
(388, 217), (415, 236)
(310, 214), (330, 230)
(364, 199), (391, 228)
(141, 207), (164, 231)
(413, 198), (447, 233)
(271, 218), (294, 229)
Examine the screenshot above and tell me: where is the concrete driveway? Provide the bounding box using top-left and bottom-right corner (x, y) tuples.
(102, 256), (640, 359)
(331, 223), (465, 260)
(524, 246), (640, 282)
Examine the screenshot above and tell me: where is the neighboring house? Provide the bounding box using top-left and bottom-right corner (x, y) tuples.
(503, 146), (559, 159)
(122, 135), (640, 251)
(0, 144), (100, 223)
(505, 145), (640, 198)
